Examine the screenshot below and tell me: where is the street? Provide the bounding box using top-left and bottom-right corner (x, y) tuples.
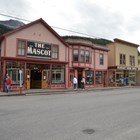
(0, 87), (140, 140)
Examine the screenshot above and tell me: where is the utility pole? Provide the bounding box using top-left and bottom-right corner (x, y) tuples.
(19, 67), (22, 94)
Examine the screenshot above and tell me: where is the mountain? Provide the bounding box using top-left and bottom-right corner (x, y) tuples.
(0, 24), (13, 36)
(0, 19), (25, 36)
(0, 19), (25, 29)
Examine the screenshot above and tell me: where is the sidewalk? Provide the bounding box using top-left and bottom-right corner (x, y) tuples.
(0, 86), (138, 97)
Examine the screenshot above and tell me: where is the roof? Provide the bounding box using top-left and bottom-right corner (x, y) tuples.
(63, 36), (110, 51)
(0, 18), (69, 47)
(114, 38), (139, 47)
(62, 35), (112, 45)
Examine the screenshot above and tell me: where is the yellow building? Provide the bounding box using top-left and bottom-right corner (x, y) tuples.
(107, 38), (139, 86)
(138, 54), (140, 70)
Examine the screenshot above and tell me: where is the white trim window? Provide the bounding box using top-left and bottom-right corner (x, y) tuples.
(6, 62), (24, 85)
(120, 53), (126, 65)
(73, 49), (78, 61)
(52, 65), (65, 84)
(100, 53), (103, 65)
(80, 50), (85, 62)
(96, 71), (102, 84)
(130, 55), (135, 66)
(52, 45), (58, 59)
(17, 40), (26, 56)
(85, 70), (94, 84)
(85, 50), (90, 63)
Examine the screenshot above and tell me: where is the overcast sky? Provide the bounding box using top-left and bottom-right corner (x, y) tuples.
(0, 0), (140, 46)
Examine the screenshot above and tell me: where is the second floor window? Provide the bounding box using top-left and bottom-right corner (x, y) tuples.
(130, 55), (135, 66)
(73, 49), (91, 63)
(120, 54), (126, 65)
(73, 49), (78, 61)
(85, 50), (90, 62)
(52, 45), (58, 59)
(80, 50), (85, 62)
(100, 53), (103, 65)
(17, 40), (26, 56)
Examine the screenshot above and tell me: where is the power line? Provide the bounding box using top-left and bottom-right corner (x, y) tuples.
(51, 26), (98, 38)
(0, 13), (31, 22)
(0, 12), (104, 39)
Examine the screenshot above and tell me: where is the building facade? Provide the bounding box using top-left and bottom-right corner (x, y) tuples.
(0, 18), (69, 91)
(107, 38), (139, 86)
(63, 37), (109, 89)
(1, 18), (127, 92)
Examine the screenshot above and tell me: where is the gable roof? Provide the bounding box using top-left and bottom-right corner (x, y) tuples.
(114, 38), (139, 47)
(0, 18), (68, 47)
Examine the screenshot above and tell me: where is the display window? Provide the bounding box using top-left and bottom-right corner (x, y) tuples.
(6, 61), (24, 85)
(52, 65), (65, 84)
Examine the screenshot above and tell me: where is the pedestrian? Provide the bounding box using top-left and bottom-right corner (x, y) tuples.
(81, 77), (85, 89)
(6, 76), (12, 93)
(3, 74), (8, 92)
(73, 76), (77, 90)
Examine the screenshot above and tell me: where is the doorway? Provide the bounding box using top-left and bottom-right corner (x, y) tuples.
(78, 72), (82, 88)
(31, 70), (42, 89)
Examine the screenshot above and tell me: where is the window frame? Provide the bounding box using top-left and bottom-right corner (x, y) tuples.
(51, 65), (65, 84)
(80, 50), (85, 62)
(6, 61), (24, 85)
(17, 40), (26, 56)
(100, 53), (104, 65)
(51, 45), (58, 59)
(130, 55), (135, 66)
(73, 49), (79, 62)
(85, 50), (90, 63)
(85, 70), (94, 85)
(120, 53), (126, 65)
(95, 71), (102, 84)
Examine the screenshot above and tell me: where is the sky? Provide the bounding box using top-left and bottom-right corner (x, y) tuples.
(0, 0), (140, 47)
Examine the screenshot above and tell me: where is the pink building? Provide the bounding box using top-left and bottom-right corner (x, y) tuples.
(63, 36), (109, 89)
(0, 18), (109, 92)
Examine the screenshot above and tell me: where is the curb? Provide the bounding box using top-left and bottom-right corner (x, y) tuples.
(0, 86), (138, 97)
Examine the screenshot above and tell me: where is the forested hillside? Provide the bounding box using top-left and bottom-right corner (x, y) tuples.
(0, 24), (13, 36)
(62, 36), (112, 45)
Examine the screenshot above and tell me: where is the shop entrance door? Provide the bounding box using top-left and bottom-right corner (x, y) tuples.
(42, 69), (50, 88)
(26, 69), (30, 89)
(78, 72), (82, 88)
(31, 69), (42, 89)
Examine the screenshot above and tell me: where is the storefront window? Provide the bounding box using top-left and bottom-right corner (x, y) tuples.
(128, 70), (136, 85)
(96, 71), (102, 84)
(52, 65), (65, 84)
(6, 61), (24, 85)
(115, 71), (124, 85)
(85, 70), (94, 84)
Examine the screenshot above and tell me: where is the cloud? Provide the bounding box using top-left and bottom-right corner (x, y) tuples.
(0, 0), (31, 21)
(60, 0), (125, 40)
(125, 15), (140, 34)
(0, 0), (140, 45)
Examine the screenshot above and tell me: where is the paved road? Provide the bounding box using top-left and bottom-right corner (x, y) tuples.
(0, 88), (140, 140)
